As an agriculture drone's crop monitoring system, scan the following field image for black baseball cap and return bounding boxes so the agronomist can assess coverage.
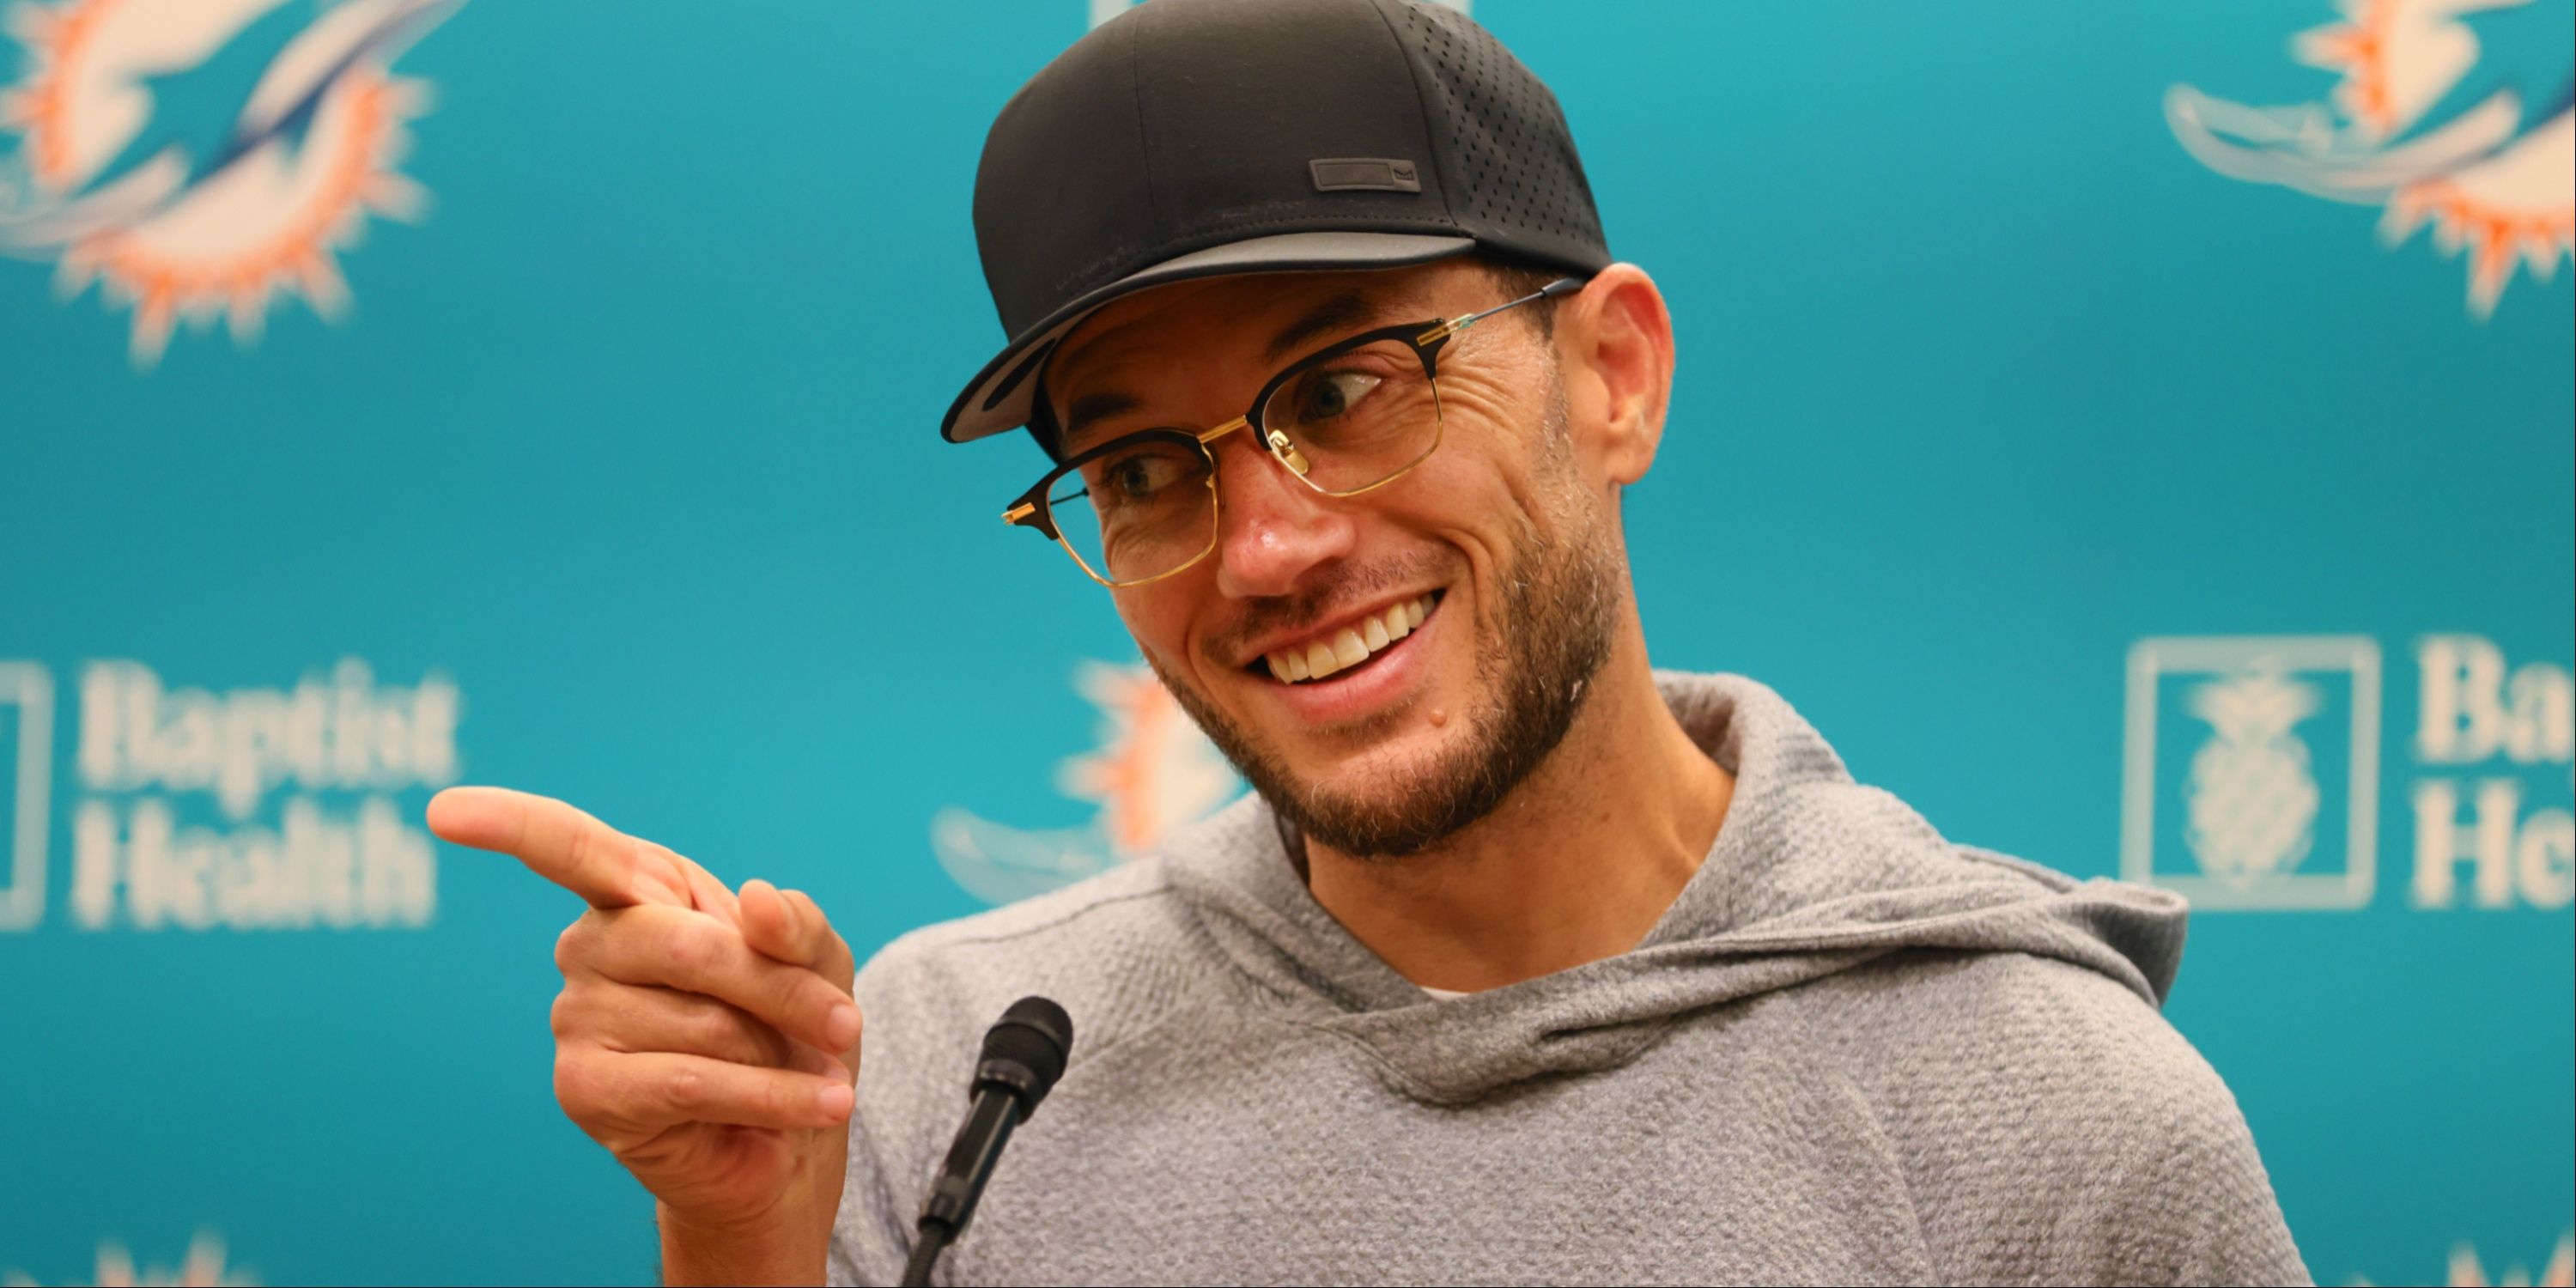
[941,0,1612,445]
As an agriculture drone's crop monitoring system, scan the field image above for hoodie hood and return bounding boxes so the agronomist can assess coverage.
[1163,671,2188,1104]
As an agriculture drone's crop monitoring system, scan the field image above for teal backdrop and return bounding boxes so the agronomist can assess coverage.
[3,1,2570,1284]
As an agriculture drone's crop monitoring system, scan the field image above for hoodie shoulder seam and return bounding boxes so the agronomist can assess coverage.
[923,882,1179,950]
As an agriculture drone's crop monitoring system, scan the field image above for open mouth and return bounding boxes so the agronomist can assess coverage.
[1249,591,1443,685]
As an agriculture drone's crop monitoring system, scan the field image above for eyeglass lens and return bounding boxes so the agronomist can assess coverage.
[1048,340,1443,586]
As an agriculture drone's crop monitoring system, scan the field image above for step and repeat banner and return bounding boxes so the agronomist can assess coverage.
[2,1,2568,1283]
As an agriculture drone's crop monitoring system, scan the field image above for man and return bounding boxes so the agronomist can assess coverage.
[428,1,2311,1283]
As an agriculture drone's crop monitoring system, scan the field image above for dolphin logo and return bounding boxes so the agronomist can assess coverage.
[2168,0,2573,318]
[0,0,459,362]
[931,662,1240,907]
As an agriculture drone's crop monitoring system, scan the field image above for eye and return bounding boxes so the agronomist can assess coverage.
[1290,368,1382,423]
[1084,440,1203,506]
[1109,455,1166,499]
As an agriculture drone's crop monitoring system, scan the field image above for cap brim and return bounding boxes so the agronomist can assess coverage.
[940,230,1477,445]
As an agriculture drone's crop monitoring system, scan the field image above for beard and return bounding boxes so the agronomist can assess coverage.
[1146,389,1624,860]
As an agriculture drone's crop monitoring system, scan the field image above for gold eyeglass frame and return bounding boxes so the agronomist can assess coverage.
[999,276,1586,589]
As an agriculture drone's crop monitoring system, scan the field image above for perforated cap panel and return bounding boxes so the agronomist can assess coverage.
[945,0,1611,443]
[1383,0,1608,275]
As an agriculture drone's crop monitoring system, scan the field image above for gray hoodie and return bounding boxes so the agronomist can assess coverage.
[829,673,2309,1285]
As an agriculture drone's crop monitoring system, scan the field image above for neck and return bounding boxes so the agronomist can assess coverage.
[1302,626,1735,993]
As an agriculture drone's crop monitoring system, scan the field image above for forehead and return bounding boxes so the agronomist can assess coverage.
[1041,263,1458,437]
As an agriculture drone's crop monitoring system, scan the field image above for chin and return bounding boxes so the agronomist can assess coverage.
[1266,713,1518,860]
[1297,720,1464,802]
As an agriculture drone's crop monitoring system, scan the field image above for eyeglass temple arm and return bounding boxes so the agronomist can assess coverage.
[1415,276,1588,346]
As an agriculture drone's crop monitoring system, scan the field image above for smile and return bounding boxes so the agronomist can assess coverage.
[1256,592,1442,684]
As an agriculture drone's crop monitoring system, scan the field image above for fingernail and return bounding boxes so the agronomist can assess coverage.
[825,1003,862,1050]
[817,1082,854,1121]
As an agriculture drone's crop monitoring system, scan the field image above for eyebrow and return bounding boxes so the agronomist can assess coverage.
[1060,390,1142,447]
[1261,292,1387,364]
[1055,290,1400,448]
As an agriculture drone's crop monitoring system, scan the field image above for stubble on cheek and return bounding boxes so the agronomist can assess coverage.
[1139,365,1619,860]
[1142,506,1619,861]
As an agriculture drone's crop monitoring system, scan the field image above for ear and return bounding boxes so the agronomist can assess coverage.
[1556,263,1674,491]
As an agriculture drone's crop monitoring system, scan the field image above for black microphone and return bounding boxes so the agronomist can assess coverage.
[899,996,1073,1288]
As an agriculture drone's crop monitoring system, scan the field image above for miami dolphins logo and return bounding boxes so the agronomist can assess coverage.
[932,662,1240,906]
[2168,0,2573,318]
[2353,1230,2574,1286]
[0,0,457,364]
[3,1230,257,1285]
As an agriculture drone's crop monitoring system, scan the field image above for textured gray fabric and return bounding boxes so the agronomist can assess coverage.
[829,673,2309,1285]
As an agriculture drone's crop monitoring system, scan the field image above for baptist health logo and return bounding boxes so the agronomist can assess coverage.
[0,657,460,933]
[0,0,458,364]
[933,661,1238,906]
[2124,635,2573,910]
[2167,0,2573,319]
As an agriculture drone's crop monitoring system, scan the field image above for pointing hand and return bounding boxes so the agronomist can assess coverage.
[428,787,857,1279]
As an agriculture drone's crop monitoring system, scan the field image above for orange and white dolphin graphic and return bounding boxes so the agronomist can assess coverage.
[2169,0,2573,318]
[0,0,457,363]
[933,662,1239,907]
[3,1230,256,1286]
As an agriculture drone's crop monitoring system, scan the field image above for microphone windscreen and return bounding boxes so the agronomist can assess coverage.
[981,996,1074,1102]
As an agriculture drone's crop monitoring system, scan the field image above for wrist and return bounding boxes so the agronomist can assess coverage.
[658,1200,827,1287]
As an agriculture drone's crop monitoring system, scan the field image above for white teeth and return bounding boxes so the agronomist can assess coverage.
[1304,640,1340,679]
[1262,593,1439,683]
[1330,629,1368,667]
[1383,605,1412,641]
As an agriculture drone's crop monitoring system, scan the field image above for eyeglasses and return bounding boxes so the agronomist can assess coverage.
[1000,276,1585,588]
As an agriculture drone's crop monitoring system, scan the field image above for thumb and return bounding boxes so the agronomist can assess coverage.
[741,879,857,993]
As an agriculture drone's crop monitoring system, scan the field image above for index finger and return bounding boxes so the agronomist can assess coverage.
[427,787,690,909]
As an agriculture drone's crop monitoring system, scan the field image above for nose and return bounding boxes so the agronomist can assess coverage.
[1207,428,1356,599]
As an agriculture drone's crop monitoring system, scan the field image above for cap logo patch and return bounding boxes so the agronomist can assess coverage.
[1309,158,1421,193]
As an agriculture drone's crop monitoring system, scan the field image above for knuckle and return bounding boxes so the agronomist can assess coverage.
[659,913,715,975]
[658,929,696,975]
[552,919,588,976]
[664,1065,708,1114]
[692,1001,750,1056]
[548,989,577,1041]
[552,1049,598,1112]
